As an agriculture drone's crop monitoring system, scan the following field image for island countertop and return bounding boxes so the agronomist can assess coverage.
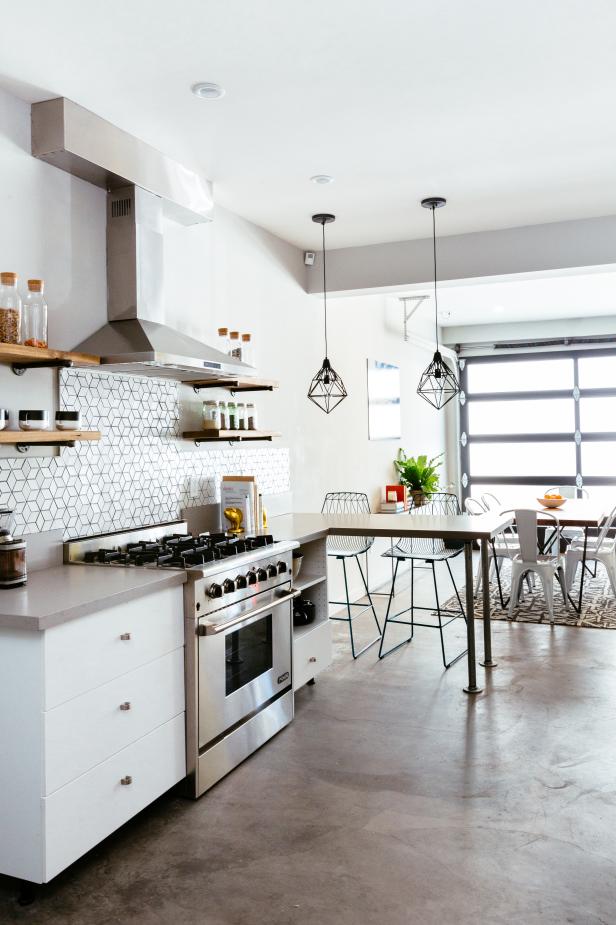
[0,564,186,632]
[270,511,512,544]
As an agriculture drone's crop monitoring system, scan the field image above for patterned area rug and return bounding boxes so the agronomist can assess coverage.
[443,561,616,629]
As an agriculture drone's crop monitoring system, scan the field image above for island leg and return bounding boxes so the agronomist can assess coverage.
[479,538,497,668]
[463,541,483,693]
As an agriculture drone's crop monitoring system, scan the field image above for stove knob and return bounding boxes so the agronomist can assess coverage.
[235,574,247,590]
[256,567,268,582]
[277,561,288,574]
[207,583,223,599]
[267,564,278,579]
[246,570,258,586]
[222,578,235,594]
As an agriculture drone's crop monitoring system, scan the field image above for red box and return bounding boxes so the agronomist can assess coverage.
[385,484,407,505]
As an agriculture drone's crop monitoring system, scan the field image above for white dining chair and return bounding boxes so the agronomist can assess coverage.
[501,509,568,623]
[466,495,527,600]
[565,502,616,597]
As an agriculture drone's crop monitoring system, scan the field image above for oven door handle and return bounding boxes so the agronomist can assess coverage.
[199,588,301,636]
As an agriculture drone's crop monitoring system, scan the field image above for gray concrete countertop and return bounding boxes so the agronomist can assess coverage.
[271,511,512,543]
[0,565,186,632]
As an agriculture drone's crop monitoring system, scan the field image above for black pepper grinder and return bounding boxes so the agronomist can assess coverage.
[0,509,27,588]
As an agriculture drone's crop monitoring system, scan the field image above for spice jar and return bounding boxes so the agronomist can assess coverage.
[227,400,238,430]
[246,402,257,430]
[218,400,228,430]
[236,401,246,430]
[0,272,21,344]
[241,333,253,365]
[217,327,229,354]
[22,279,48,348]
[229,331,242,360]
[202,400,220,430]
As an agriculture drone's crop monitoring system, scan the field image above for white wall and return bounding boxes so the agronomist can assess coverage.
[0,83,449,595]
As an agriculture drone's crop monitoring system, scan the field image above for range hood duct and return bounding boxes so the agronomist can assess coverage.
[31,97,253,381]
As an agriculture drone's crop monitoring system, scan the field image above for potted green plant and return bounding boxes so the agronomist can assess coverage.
[394,450,443,507]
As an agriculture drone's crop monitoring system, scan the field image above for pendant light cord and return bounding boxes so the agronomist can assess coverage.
[431,205,439,352]
[322,219,328,358]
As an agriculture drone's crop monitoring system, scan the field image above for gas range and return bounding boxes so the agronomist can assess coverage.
[65,520,299,798]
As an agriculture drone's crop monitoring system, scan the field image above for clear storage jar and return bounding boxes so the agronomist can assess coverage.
[202,400,220,430]
[236,402,246,430]
[0,272,21,344]
[227,400,238,430]
[22,279,48,348]
[246,402,257,430]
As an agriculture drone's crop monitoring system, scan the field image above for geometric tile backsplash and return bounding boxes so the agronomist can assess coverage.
[0,368,290,538]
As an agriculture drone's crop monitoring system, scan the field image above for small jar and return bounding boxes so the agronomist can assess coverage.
[217,327,229,354]
[0,272,21,344]
[55,410,81,431]
[229,331,242,360]
[19,410,49,431]
[22,279,48,348]
[218,400,228,430]
[0,410,8,431]
[227,400,238,430]
[246,402,257,430]
[202,399,220,430]
[236,402,246,430]
[241,333,253,365]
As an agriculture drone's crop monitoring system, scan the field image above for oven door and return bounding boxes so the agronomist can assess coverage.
[198,587,295,749]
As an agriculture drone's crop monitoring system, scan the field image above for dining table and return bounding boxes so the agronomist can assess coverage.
[491,497,613,615]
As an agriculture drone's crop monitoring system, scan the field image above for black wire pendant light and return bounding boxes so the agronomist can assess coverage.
[307,213,348,414]
[416,197,461,410]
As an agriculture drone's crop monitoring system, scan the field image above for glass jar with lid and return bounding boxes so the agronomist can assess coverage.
[236,401,246,430]
[0,272,21,345]
[227,400,238,430]
[217,327,229,354]
[229,331,242,359]
[202,400,220,430]
[246,402,258,430]
[218,400,228,430]
[22,279,48,348]
[241,333,253,365]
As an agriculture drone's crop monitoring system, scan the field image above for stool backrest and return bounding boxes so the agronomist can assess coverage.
[398,492,462,556]
[321,491,374,554]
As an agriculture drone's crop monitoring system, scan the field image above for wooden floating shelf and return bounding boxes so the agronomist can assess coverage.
[184,429,281,444]
[0,343,100,374]
[189,377,279,393]
[0,430,101,446]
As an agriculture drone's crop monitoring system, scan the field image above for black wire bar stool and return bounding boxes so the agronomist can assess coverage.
[378,492,467,667]
[322,492,382,658]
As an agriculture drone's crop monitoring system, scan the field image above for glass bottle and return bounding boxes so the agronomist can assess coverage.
[218,400,228,430]
[229,331,242,360]
[227,400,237,430]
[202,400,219,430]
[246,402,257,430]
[0,272,21,345]
[241,333,253,365]
[236,401,246,430]
[217,327,229,354]
[22,279,48,348]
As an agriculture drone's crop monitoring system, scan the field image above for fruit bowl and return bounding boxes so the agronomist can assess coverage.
[537,496,566,509]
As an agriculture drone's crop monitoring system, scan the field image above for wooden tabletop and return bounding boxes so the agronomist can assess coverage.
[270,512,513,543]
[512,498,612,527]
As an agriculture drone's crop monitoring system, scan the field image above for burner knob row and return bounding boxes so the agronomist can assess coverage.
[207,561,289,600]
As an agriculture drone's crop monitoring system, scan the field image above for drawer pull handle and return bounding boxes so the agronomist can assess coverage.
[120,632,131,641]
[120,775,133,786]
[309,656,317,663]
[119,701,131,711]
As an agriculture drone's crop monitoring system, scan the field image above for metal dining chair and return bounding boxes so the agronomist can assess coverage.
[565,502,616,597]
[322,491,382,658]
[465,496,527,601]
[500,509,568,622]
[378,492,466,668]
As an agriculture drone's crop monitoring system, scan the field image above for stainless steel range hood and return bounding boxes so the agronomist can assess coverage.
[31,97,253,381]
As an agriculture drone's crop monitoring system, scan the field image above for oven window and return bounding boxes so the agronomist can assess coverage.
[225,614,273,696]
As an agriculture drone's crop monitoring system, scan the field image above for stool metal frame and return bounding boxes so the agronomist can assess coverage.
[322,491,382,658]
[378,492,467,667]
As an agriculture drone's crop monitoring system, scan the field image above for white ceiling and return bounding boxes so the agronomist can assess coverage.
[3,0,616,250]
[403,270,616,328]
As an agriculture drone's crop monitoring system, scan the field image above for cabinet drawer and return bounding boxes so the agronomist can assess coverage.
[44,647,185,794]
[44,713,186,882]
[44,586,184,708]
[293,620,332,690]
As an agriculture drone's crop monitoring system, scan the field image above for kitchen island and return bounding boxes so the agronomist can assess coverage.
[272,510,512,693]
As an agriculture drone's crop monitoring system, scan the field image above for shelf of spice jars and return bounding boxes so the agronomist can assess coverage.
[0,343,100,374]
[183,429,281,444]
[187,376,279,393]
[0,430,101,447]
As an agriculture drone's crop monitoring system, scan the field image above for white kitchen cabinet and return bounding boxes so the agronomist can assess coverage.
[293,619,332,691]
[0,585,186,884]
[291,536,333,689]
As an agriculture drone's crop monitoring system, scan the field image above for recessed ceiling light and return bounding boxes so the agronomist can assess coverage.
[311,175,334,185]
[191,82,225,100]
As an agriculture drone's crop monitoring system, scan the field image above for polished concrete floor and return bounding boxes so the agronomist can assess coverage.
[2,559,616,924]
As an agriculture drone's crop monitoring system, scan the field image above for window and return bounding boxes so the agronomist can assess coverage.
[459,349,616,506]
